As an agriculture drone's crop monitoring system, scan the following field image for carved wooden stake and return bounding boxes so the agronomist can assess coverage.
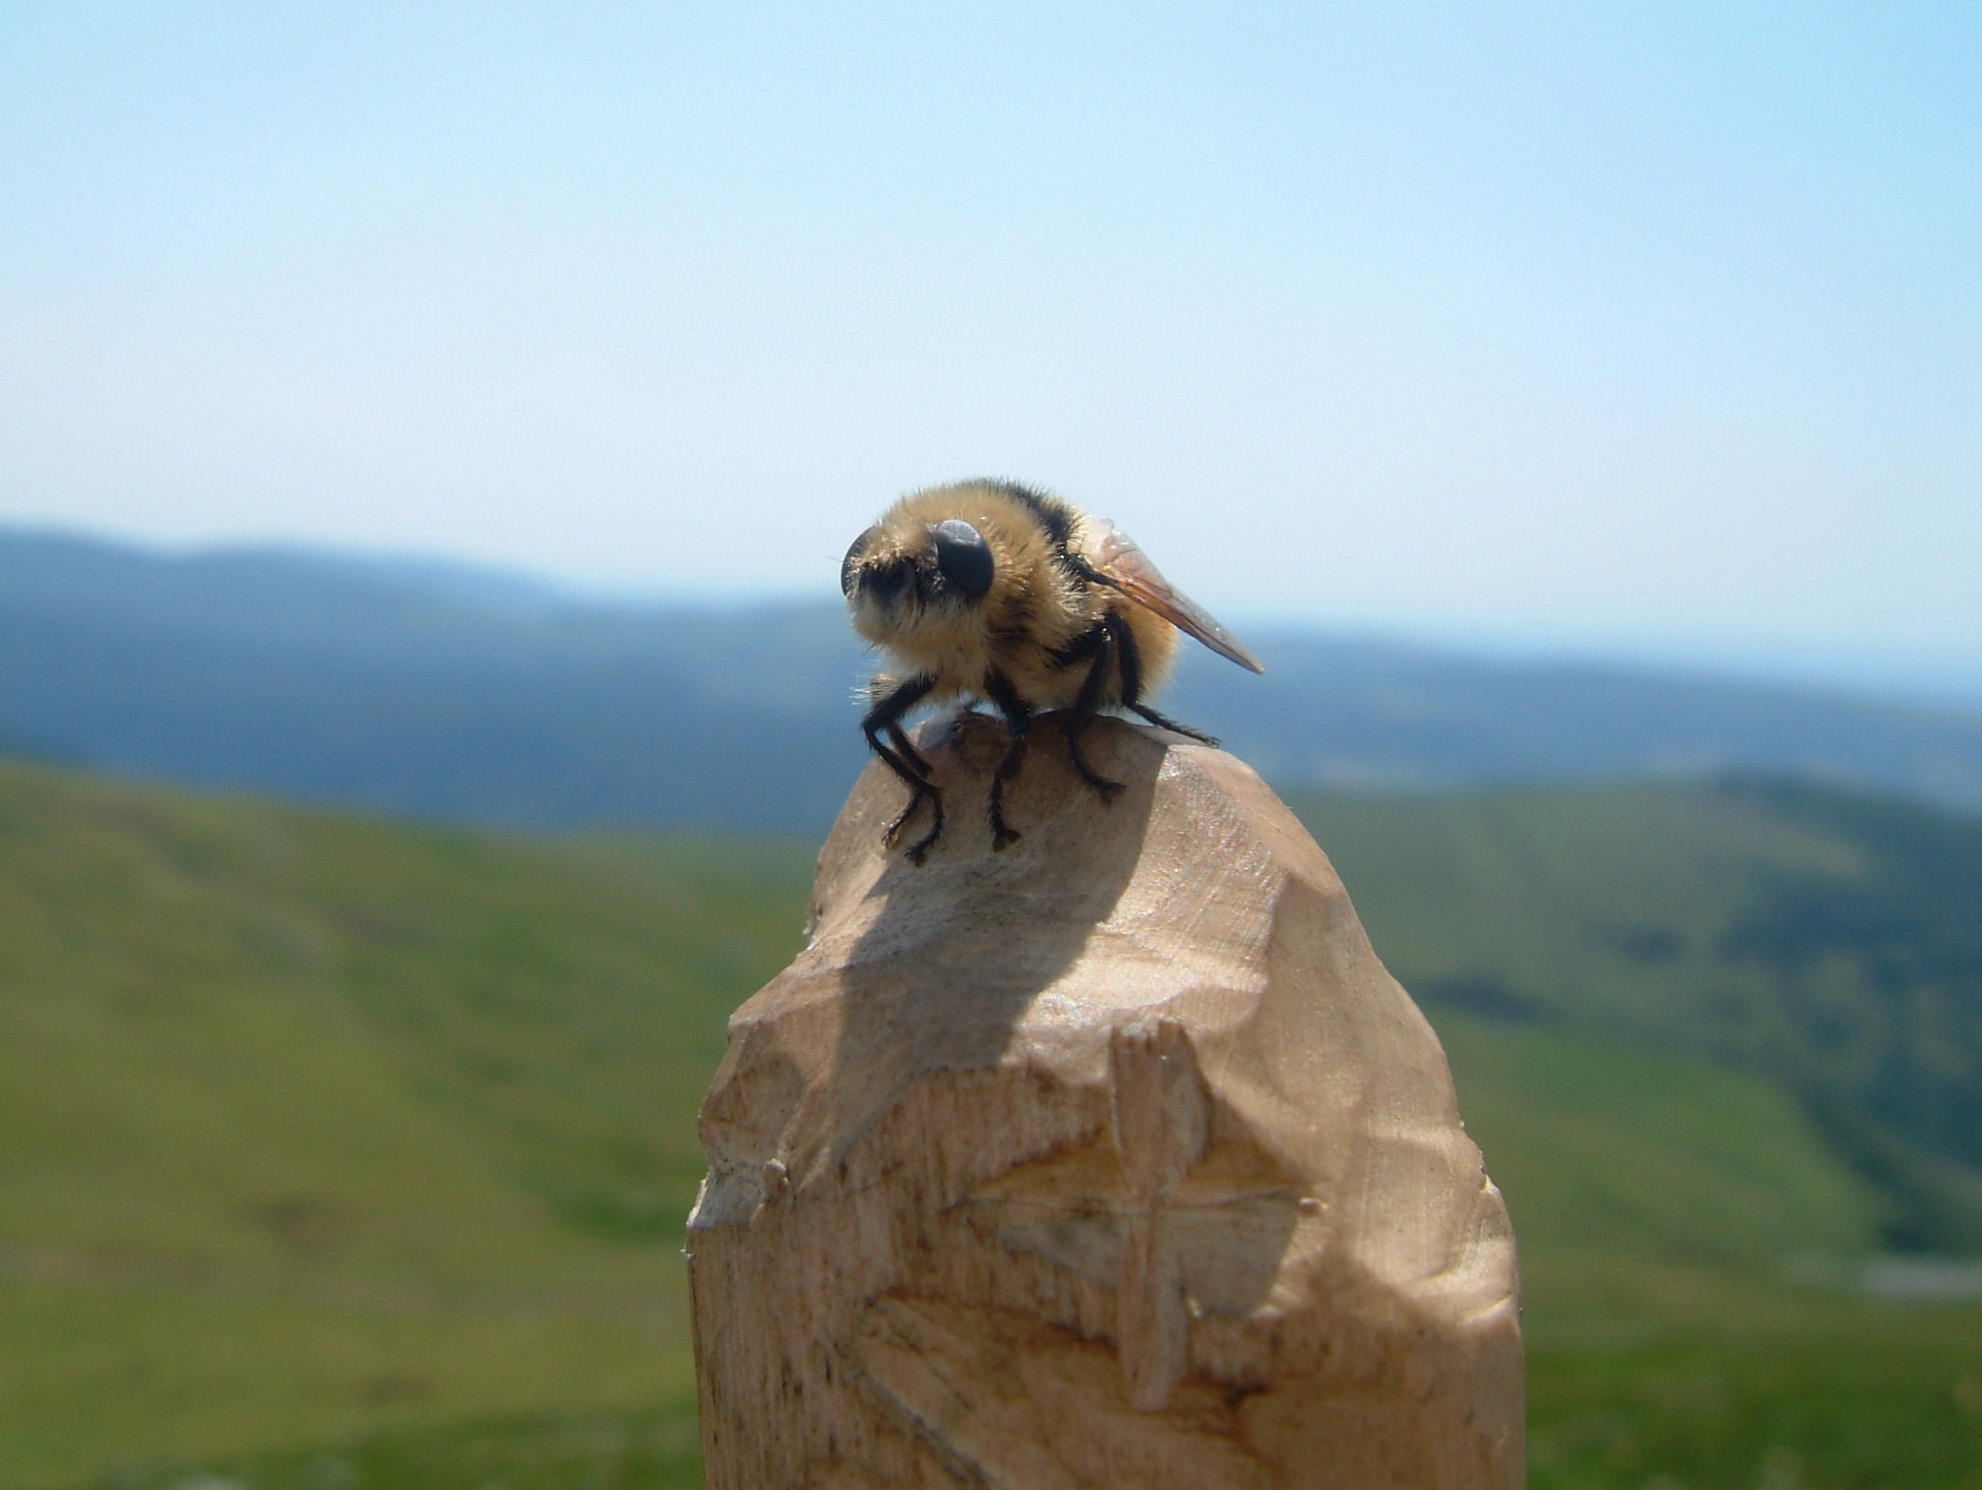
[687,715,1523,1489]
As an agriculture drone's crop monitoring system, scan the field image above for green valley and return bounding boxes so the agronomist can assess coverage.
[0,757,1976,1488]
[1294,778,1982,1252]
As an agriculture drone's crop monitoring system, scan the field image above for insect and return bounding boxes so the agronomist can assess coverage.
[842,479,1264,863]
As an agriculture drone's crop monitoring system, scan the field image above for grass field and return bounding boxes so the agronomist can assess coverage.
[0,757,1977,1487]
[1294,778,1982,1252]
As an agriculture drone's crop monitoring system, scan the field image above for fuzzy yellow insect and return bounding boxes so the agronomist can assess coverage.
[843,479,1263,862]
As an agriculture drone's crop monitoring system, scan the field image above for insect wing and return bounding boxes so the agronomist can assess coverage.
[1087,519,1265,673]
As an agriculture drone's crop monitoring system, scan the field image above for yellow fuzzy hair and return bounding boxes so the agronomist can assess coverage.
[847,480,1178,713]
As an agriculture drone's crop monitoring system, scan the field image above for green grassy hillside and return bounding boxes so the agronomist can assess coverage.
[0,758,810,1487]
[0,758,1976,1488]
[1292,778,1982,1252]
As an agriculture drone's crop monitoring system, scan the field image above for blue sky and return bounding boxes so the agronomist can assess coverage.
[1,4,1976,670]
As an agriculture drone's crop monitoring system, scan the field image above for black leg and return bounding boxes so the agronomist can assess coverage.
[1063,622,1124,802]
[861,675,945,861]
[1106,610,1219,746]
[884,720,946,859]
[1105,608,1143,706]
[887,721,931,781]
[1128,703,1218,745]
[982,669,1033,850]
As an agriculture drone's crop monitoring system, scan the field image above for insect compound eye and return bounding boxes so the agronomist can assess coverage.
[841,525,880,597]
[931,519,994,601]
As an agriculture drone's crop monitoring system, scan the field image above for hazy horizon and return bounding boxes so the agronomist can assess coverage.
[7,512,1980,715]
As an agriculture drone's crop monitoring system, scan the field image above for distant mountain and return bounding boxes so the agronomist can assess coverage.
[2,525,1979,831]
[0,529,869,833]
[1176,631,1982,807]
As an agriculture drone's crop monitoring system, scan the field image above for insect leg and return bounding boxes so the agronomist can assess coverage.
[982,668,1033,851]
[861,675,945,859]
[884,720,946,859]
[1127,704,1218,745]
[1105,610,1220,746]
[1062,621,1124,802]
[887,721,933,782]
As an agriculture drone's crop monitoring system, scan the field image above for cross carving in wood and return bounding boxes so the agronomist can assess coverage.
[963,1018,1308,1411]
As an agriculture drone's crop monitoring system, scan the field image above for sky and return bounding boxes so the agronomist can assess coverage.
[1,3,1977,675]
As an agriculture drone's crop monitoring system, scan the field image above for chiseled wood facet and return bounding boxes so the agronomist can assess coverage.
[686,715,1523,1489]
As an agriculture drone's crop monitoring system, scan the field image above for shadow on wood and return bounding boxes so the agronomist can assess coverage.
[688,715,1523,1489]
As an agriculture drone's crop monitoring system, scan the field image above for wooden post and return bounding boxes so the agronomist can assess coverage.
[686,715,1523,1489]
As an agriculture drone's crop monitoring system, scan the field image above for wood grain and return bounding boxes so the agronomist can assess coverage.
[687,714,1523,1488]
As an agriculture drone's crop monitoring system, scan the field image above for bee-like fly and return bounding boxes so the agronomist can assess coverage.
[843,479,1263,862]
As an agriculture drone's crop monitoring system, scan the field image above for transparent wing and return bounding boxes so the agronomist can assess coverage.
[1086,518,1265,674]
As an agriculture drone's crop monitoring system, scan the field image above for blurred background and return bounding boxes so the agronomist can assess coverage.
[2,4,1978,1487]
